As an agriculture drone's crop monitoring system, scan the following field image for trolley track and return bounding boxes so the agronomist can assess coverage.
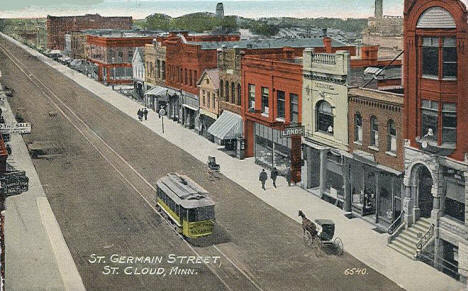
[0,41,263,291]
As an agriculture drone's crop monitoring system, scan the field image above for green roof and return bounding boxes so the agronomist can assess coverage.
[187,37,348,50]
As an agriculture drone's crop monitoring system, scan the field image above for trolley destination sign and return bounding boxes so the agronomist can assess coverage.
[281,125,305,137]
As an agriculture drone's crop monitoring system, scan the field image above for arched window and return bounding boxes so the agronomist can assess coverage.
[316,101,333,134]
[354,113,362,143]
[370,116,379,147]
[387,119,397,153]
[220,80,224,98]
[231,82,235,104]
[237,83,241,106]
[225,82,229,102]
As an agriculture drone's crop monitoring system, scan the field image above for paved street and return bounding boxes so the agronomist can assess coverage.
[0,36,405,290]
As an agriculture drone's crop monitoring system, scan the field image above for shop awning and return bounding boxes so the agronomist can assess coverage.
[208,111,242,140]
[144,86,179,101]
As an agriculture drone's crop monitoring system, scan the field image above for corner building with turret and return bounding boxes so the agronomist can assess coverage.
[399,0,468,282]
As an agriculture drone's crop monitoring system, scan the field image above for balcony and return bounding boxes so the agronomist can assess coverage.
[415,136,456,156]
[312,53,336,65]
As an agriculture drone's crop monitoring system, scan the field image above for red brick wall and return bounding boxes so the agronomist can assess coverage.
[404,0,468,161]
[241,52,303,180]
[47,14,132,50]
[162,35,234,95]
[348,94,404,172]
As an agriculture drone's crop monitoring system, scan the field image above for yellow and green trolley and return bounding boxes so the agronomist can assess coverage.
[156,173,215,238]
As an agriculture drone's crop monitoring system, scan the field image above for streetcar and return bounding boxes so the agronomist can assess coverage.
[156,173,215,238]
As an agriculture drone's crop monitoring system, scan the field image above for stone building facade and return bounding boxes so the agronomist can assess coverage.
[301,49,351,204]
[197,69,220,139]
[402,0,468,282]
[144,41,166,88]
[347,88,404,227]
[46,14,132,50]
[70,31,87,59]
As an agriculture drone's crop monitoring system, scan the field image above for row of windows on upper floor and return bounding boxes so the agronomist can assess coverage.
[421,37,457,80]
[167,66,198,88]
[247,84,299,124]
[353,113,398,154]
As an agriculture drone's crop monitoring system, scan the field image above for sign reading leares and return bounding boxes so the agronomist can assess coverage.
[0,171,29,196]
[281,126,305,137]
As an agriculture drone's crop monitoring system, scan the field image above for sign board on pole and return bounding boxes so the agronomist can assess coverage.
[280,126,304,138]
[0,122,31,134]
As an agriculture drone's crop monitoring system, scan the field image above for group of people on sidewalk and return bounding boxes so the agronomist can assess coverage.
[137,107,149,121]
[259,167,293,190]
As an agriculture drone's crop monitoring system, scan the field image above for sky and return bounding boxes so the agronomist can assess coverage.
[0,0,404,19]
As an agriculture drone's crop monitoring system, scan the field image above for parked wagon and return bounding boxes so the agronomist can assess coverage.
[299,210,344,256]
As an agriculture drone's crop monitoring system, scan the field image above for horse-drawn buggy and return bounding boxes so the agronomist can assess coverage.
[299,210,344,256]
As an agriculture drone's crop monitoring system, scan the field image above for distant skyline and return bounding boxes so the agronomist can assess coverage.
[0,0,404,19]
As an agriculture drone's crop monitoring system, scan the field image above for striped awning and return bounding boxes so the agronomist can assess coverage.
[208,111,242,140]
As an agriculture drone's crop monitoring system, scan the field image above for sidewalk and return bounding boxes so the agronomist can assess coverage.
[0,89,85,289]
[3,33,466,291]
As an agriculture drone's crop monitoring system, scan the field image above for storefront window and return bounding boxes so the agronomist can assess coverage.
[254,123,291,172]
[277,91,285,119]
[445,177,465,223]
[379,174,393,222]
[316,101,334,134]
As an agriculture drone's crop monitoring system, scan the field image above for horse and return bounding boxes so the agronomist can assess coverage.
[298,210,317,237]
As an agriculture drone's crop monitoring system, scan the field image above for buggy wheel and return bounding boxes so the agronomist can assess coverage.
[303,231,313,247]
[333,237,344,256]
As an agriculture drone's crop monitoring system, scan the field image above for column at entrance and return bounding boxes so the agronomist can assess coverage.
[343,158,351,213]
[319,149,327,198]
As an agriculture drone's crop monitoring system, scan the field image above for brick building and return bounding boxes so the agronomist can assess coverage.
[155,32,240,123]
[242,49,304,181]
[85,30,159,85]
[216,38,356,116]
[46,14,132,50]
[399,0,468,282]
[70,31,87,59]
[347,88,404,227]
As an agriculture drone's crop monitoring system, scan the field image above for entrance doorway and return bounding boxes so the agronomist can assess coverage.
[418,166,433,218]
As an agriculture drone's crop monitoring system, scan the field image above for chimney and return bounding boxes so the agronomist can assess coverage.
[282,47,295,59]
[361,46,379,65]
[322,28,328,37]
[375,0,383,19]
[323,37,332,53]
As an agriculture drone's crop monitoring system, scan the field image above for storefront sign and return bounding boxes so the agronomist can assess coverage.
[281,126,304,137]
[0,171,29,196]
[0,122,31,134]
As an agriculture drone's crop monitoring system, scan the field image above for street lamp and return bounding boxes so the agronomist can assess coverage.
[111,57,115,90]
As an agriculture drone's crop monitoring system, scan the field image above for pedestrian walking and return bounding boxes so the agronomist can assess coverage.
[271,167,279,188]
[286,168,292,187]
[137,109,143,121]
[143,107,148,120]
[259,169,268,191]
